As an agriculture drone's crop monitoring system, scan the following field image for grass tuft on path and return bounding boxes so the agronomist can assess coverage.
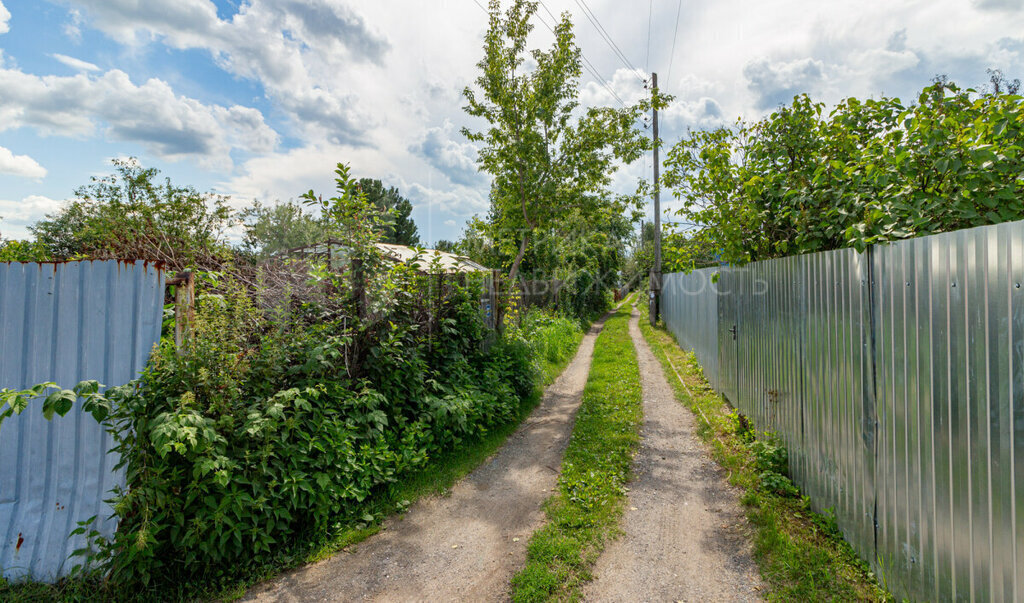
[637,305,892,602]
[510,303,642,602]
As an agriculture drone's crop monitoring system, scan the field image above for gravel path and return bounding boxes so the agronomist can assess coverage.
[244,315,609,602]
[582,307,763,602]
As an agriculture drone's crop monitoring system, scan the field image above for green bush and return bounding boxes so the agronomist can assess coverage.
[87,267,543,592]
[508,308,584,384]
[664,80,1024,266]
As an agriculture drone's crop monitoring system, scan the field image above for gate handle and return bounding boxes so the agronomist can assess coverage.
[729,325,737,340]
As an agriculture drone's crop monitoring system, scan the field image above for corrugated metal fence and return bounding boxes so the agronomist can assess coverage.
[662,268,719,391]
[0,261,164,582]
[661,219,1024,602]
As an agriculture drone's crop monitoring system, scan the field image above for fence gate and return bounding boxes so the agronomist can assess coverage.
[717,268,740,403]
[0,261,164,582]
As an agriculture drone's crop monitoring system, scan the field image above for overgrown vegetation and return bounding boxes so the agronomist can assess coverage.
[0,165,584,602]
[663,78,1024,267]
[510,301,642,602]
[0,158,424,268]
[637,309,891,601]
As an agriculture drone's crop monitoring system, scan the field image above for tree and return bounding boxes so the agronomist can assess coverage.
[662,79,1024,266]
[30,158,234,270]
[357,178,420,246]
[239,200,326,258]
[987,68,1021,95]
[462,0,657,282]
[302,164,389,266]
[434,239,457,252]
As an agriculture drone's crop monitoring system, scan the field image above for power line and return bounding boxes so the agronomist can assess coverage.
[470,0,626,107]
[667,0,682,87]
[534,7,627,106]
[572,0,647,84]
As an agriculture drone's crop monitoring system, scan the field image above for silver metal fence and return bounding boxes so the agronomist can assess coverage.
[661,268,719,390]
[0,260,164,582]
[661,219,1024,602]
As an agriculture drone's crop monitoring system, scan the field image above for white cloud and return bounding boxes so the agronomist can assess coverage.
[405,182,487,215]
[0,1,10,35]
[409,120,482,187]
[973,0,1023,11]
[0,146,47,179]
[743,57,826,109]
[51,53,100,72]
[0,195,64,239]
[63,8,83,41]
[4,0,1018,247]
[66,0,390,144]
[0,66,278,168]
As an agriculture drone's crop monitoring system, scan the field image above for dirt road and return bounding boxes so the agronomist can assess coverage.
[245,316,608,602]
[582,307,763,602]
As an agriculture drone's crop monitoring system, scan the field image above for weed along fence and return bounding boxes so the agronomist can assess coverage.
[661,219,1024,602]
[0,261,164,582]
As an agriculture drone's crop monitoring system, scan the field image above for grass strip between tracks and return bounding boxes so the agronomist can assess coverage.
[510,303,642,602]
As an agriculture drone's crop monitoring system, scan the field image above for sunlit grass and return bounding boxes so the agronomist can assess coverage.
[510,303,642,602]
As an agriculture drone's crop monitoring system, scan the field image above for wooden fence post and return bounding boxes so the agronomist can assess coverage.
[492,269,503,333]
[167,271,195,355]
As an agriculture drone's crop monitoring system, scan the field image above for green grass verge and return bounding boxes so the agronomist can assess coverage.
[510,303,642,602]
[0,319,585,603]
[637,305,892,602]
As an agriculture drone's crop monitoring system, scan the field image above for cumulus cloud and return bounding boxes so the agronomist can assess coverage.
[0,146,46,179]
[0,1,9,35]
[65,0,389,144]
[409,120,482,187]
[405,182,488,215]
[51,53,100,72]
[973,0,1023,11]
[0,195,64,239]
[743,57,826,109]
[0,66,278,168]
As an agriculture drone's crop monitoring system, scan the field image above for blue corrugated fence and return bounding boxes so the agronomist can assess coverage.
[0,261,164,582]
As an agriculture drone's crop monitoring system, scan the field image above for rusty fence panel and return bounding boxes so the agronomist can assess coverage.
[661,218,1024,602]
[0,261,164,582]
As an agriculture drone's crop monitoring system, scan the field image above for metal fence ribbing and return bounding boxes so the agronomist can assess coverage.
[0,261,164,582]
[661,268,719,391]
[660,219,1024,603]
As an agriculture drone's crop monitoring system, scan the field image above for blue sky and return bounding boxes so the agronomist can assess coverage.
[0,0,1022,244]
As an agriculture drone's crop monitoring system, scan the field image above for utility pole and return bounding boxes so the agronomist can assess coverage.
[649,72,662,326]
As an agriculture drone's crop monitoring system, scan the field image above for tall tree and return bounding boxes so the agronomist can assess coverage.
[462,0,658,282]
[238,200,326,258]
[357,178,420,246]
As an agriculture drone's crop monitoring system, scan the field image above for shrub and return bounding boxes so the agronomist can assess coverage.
[87,264,544,591]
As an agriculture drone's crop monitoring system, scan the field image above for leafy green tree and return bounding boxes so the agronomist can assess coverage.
[0,238,50,262]
[434,239,457,252]
[357,178,420,246]
[302,164,389,266]
[29,158,233,270]
[239,200,326,258]
[462,0,657,282]
[663,80,1024,266]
